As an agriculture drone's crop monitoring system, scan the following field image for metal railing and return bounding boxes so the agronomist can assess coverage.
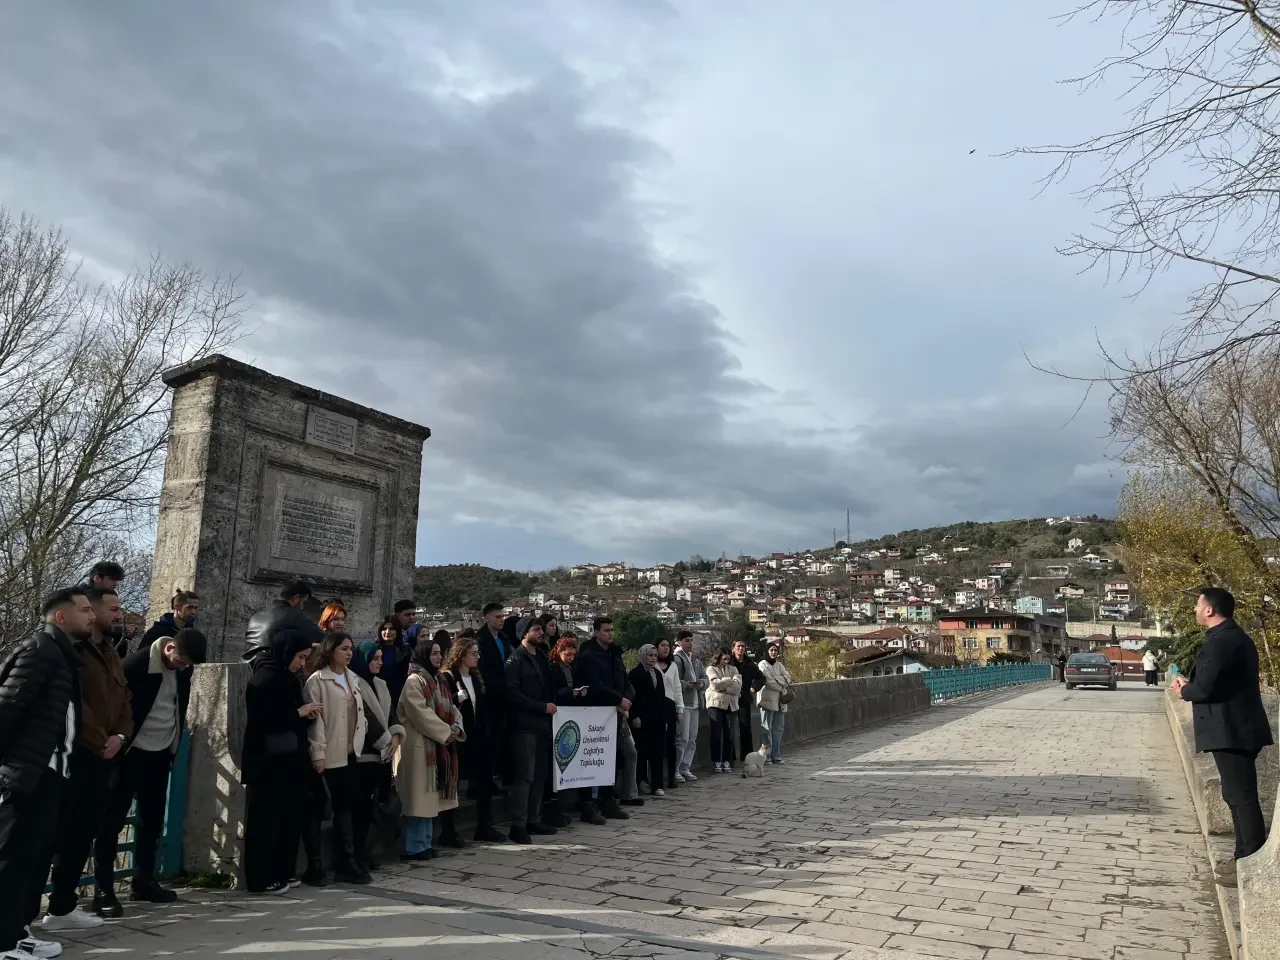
[923,663,1052,702]
[47,731,190,892]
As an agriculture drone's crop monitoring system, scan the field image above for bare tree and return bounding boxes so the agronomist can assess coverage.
[1026,1,1280,385]
[0,208,242,650]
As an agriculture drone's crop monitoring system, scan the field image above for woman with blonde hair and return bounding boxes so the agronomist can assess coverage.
[395,634,464,860]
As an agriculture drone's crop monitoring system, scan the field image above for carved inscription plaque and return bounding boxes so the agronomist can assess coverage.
[270,482,363,570]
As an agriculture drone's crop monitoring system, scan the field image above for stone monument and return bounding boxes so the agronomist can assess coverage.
[148,354,429,880]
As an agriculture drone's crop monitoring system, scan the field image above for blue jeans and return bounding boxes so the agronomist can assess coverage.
[403,816,434,854]
[760,708,786,761]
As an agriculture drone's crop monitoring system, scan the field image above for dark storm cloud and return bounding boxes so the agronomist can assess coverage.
[0,0,1123,564]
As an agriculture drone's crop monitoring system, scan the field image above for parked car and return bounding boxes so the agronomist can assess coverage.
[1065,652,1116,691]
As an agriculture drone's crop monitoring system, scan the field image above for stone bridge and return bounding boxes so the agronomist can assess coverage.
[55,682,1225,960]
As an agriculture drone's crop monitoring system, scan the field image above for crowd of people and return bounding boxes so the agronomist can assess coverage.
[0,573,795,959]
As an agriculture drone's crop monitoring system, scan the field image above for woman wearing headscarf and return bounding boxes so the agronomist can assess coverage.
[395,633,464,860]
[241,628,320,893]
[377,617,413,708]
[438,633,503,845]
[654,638,683,790]
[757,641,792,764]
[627,644,669,796]
[349,641,405,872]
[704,647,743,772]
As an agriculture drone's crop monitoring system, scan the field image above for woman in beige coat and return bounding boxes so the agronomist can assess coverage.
[704,648,742,772]
[395,634,464,860]
[303,632,370,883]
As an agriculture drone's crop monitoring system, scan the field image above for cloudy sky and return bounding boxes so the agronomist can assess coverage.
[0,1,1183,569]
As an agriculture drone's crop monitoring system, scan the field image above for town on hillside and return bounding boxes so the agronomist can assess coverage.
[414,515,1165,676]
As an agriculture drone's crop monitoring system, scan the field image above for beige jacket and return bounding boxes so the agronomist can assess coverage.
[304,667,367,768]
[704,664,742,712]
[394,672,461,819]
[756,659,792,713]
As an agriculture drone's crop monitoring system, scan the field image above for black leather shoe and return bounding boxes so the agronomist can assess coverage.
[527,822,558,836]
[509,827,532,845]
[301,864,329,887]
[93,889,124,918]
[333,865,373,884]
[580,804,607,825]
[130,879,178,904]
[602,802,633,819]
[474,827,507,843]
[437,833,468,849]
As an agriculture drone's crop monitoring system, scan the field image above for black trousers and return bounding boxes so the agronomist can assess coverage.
[1144,670,1158,685]
[738,706,754,760]
[49,747,112,914]
[0,769,63,951]
[243,772,307,892]
[707,708,734,765]
[96,747,173,889]
[509,730,549,829]
[1213,748,1268,860]
[322,763,360,869]
[301,769,327,866]
[634,715,665,790]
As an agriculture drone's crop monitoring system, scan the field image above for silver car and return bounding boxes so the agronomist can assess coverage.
[1065,652,1117,691]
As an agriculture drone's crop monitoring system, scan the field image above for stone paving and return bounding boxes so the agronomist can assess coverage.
[51,682,1226,960]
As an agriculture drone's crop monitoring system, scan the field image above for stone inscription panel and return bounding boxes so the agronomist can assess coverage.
[305,406,358,455]
[271,481,363,569]
[253,464,377,588]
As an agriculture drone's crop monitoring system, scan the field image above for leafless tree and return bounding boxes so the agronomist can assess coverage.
[0,208,243,651]
[1025,1,1280,387]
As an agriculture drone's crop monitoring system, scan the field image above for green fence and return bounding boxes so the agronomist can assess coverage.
[923,663,1051,702]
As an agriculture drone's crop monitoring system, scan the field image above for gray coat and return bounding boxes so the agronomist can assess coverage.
[674,649,705,709]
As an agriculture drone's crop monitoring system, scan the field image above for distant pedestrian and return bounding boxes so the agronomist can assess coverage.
[0,588,90,960]
[1057,652,1067,683]
[1143,649,1159,686]
[1171,588,1274,886]
[731,640,762,762]
[704,648,742,773]
[629,644,669,796]
[757,642,792,764]
[672,631,705,782]
[396,634,462,860]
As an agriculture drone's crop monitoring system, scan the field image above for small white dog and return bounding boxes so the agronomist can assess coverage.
[742,744,769,778]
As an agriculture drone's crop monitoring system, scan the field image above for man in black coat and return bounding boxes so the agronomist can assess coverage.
[0,587,90,959]
[242,581,323,666]
[476,603,513,786]
[1172,587,1275,885]
[95,628,207,905]
[731,640,763,761]
[504,620,559,844]
[575,616,637,818]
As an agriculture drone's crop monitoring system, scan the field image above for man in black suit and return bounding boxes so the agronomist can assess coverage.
[476,603,512,789]
[1172,587,1274,885]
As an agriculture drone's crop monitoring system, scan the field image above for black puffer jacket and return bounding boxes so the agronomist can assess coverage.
[575,638,634,708]
[242,601,324,667]
[0,624,81,796]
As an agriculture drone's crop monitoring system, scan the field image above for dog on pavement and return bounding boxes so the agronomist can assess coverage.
[742,744,769,778]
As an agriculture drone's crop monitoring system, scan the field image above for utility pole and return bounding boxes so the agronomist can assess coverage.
[846,508,851,546]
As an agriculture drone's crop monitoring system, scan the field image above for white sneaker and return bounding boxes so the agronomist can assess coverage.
[283,877,302,891]
[40,909,104,933]
[681,769,697,782]
[16,930,62,958]
[653,788,665,797]
[673,771,686,783]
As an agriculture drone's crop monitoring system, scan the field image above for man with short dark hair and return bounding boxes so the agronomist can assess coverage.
[476,602,511,789]
[1172,587,1274,886]
[672,631,706,780]
[505,620,560,844]
[392,600,417,633]
[243,581,322,665]
[85,562,125,593]
[575,616,638,819]
[95,629,207,905]
[43,588,134,929]
[730,640,763,762]
[0,587,90,960]
[141,591,199,651]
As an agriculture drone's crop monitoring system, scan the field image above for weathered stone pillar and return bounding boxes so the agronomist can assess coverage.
[183,662,251,882]
[1239,689,1280,959]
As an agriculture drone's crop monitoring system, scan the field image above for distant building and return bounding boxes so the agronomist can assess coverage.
[1015,596,1046,616]
[842,646,926,679]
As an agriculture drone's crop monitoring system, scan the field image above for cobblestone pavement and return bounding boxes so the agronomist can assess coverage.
[51,682,1225,960]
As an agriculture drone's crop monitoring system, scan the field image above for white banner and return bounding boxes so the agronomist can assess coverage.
[551,706,617,790]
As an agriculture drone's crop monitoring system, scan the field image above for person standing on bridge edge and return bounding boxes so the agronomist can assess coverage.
[758,642,792,764]
[95,626,207,907]
[44,587,133,929]
[0,588,89,960]
[731,640,762,762]
[1171,587,1274,887]
[1142,648,1159,686]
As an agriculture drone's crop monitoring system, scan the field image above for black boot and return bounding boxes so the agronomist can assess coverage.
[580,802,607,826]
[302,859,329,886]
[351,816,378,871]
[331,813,372,884]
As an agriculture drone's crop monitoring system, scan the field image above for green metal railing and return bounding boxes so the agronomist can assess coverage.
[47,731,190,893]
[923,663,1052,702]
